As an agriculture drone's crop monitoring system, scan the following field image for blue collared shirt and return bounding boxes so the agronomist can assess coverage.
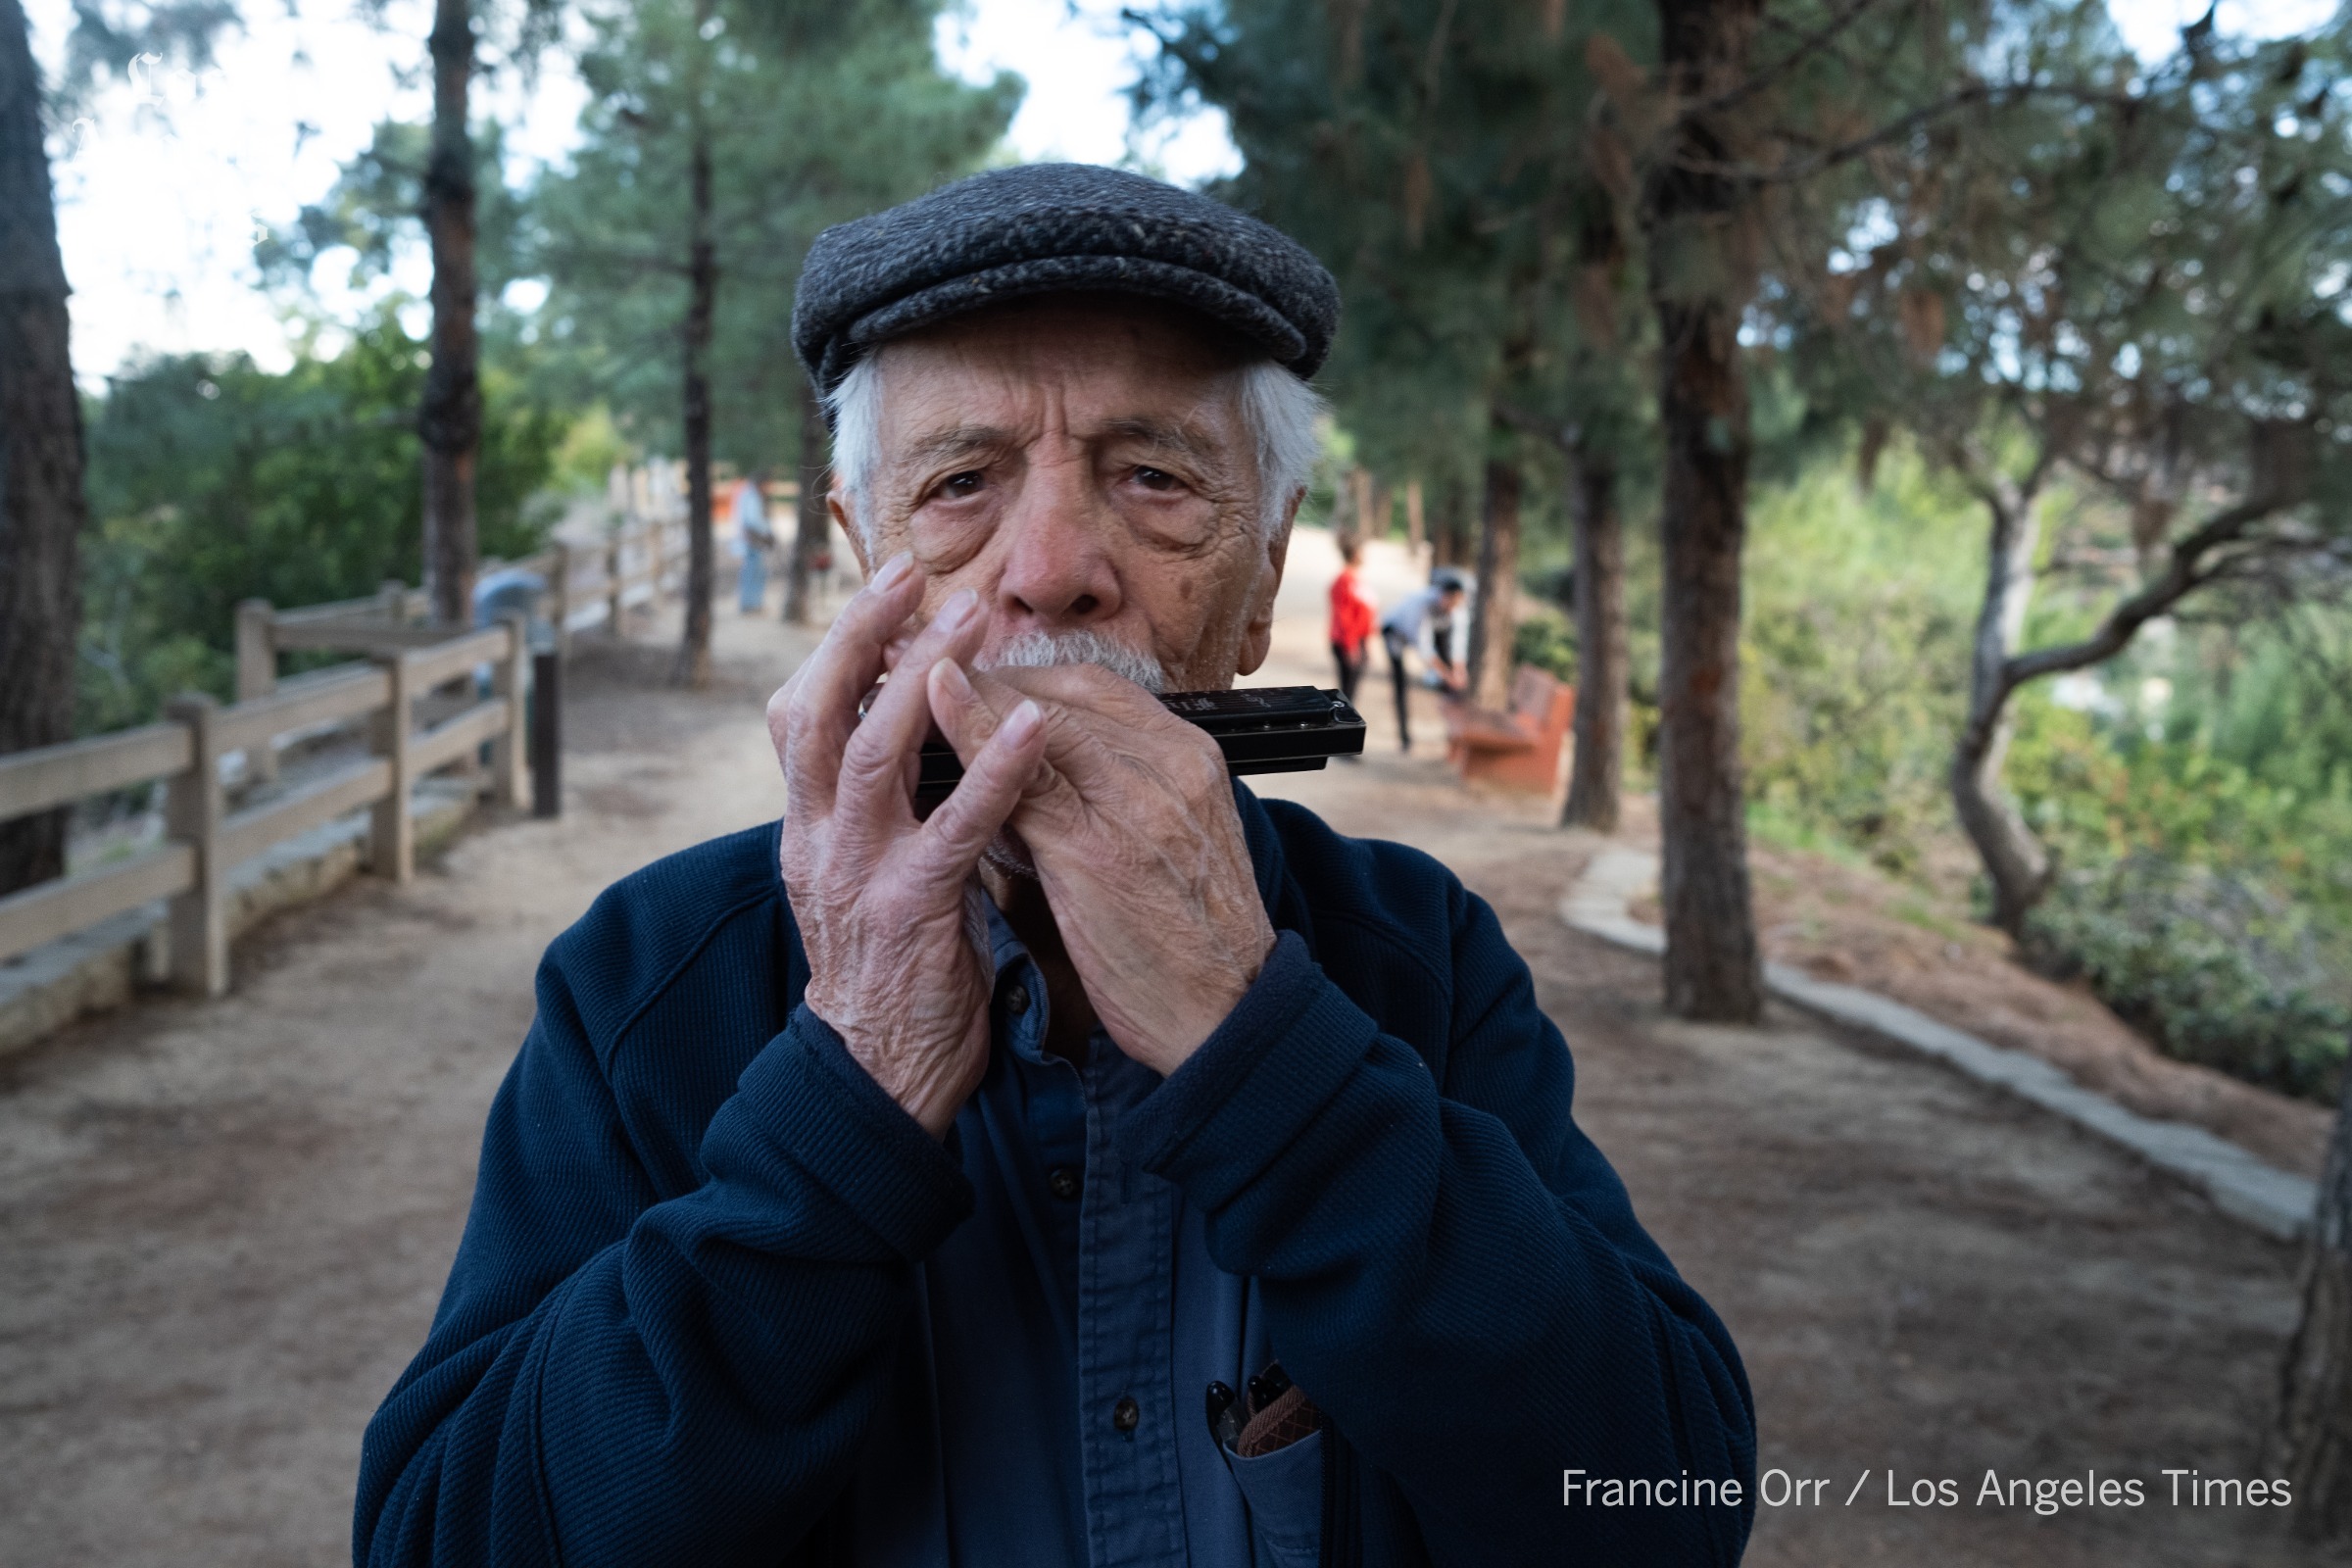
[848,903,1326,1568]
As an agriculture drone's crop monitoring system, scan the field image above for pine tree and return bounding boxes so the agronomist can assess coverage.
[521,0,1014,684]
[0,0,234,897]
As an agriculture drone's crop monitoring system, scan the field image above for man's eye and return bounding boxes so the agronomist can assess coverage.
[1133,466,1182,492]
[940,471,985,498]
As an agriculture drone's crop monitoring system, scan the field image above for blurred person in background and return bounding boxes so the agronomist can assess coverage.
[735,470,776,612]
[1380,567,1468,753]
[1327,535,1374,711]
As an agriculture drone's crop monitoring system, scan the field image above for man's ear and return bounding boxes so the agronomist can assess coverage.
[1234,492,1300,677]
[830,482,869,577]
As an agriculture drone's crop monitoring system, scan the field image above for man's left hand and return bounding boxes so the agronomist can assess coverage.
[928,662,1276,1077]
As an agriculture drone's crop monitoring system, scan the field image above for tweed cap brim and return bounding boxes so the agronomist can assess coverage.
[792,164,1339,406]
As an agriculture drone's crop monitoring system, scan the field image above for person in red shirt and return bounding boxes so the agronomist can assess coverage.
[1328,537,1376,710]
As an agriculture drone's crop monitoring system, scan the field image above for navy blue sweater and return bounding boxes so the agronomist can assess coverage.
[355,788,1755,1566]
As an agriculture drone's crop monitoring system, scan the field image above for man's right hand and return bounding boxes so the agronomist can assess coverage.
[770,554,1048,1137]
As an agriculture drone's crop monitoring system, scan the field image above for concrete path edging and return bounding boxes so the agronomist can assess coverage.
[1560,845,2318,1243]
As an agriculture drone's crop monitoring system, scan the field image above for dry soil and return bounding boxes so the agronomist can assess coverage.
[0,536,2332,1566]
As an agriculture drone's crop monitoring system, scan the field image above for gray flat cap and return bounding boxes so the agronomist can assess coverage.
[792,164,1339,401]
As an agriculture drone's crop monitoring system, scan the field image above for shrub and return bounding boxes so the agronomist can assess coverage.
[1738,438,1980,877]
[1512,611,1578,685]
[78,317,565,733]
[2025,854,2349,1103]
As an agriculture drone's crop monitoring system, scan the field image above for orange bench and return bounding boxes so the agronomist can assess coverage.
[1443,665,1575,794]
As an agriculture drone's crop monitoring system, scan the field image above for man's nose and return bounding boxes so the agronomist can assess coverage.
[991,452,1121,628]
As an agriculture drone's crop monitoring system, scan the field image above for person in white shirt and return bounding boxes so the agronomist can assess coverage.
[1379,569,1469,753]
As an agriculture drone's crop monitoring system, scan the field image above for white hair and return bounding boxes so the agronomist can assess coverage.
[977,628,1168,693]
[825,349,1322,546]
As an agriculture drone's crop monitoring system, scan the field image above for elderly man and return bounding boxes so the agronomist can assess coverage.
[355,166,1754,1568]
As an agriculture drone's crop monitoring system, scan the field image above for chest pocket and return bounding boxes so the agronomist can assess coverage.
[1224,1429,1325,1568]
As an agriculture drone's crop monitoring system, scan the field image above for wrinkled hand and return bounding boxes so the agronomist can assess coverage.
[770,556,1048,1136]
[930,662,1276,1077]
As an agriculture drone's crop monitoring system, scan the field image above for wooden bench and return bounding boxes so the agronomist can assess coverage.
[1443,665,1575,794]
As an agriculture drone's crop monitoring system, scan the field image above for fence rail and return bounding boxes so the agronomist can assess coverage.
[3,512,691,1007]
[0,620,532,997]
[237,510,683,663]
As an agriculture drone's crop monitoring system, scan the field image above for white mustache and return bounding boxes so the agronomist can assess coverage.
[976,630,1168,694]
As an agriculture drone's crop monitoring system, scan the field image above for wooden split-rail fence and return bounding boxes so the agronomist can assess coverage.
[0,514,688,1003]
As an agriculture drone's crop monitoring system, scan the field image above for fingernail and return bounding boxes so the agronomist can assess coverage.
[1004,699,1042,739]
[937,589,979,628]
[872,553,913,590]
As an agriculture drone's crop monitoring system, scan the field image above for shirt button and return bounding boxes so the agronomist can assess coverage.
[1048,1165,1080,1201]
[1004,984,1030,1016]
[1112,1396,1140,1434]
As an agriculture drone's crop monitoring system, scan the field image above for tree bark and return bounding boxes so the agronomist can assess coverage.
[1466,455,1521,709]
[1951,477,2054,935]
[1645,0,1765,1023]
[1944,445,2286,937]
[419,0,480,627]
[1562,443,1626,832]
[2278,1064,2352,1540]
[784,375,831,623]
[674,5,717,689]
[1431,478,1470,566]
[0,0,85,895]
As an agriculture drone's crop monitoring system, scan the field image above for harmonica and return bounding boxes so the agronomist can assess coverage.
[914,686,1366,805]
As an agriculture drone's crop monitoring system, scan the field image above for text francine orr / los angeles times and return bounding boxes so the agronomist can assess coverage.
[1564,1466,2299,1515]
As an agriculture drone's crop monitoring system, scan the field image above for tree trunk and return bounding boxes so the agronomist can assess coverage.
[1346,466,1373,547]
[674,11,717,689]
[1562,443,1626,832]
[2278,1066,2352,1541]
[1951,481,2054,935]
[1466,455,1521,709]
[785,375,831,623]
[1430,478,1469,567]
[1645,0,1765,1023]
[419,0,480,627]
[0,0,85,896]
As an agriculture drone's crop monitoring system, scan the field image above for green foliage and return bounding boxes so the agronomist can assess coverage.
[1137,0,1655,500]
[520,0,1017,469]
[77,316,564,733]
[1511,611,1576,686]
[1739,440,1980,875]
[258,120,536,299]
[1995,662,2352,1101]
[2025,854,2348,1103]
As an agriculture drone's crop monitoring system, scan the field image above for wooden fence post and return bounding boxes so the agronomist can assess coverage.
[368,652,416,883]
[163,693,228,997]
[233,599,279,785]
[606,535,624,632]
[492,612,530,808]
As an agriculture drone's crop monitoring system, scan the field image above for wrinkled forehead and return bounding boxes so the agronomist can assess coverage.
[868,295,1257,451]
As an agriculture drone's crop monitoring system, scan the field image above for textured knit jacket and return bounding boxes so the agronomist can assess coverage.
[353,786,1757,1567]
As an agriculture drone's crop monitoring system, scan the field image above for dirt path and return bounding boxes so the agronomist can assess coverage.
[0,540,2331,1565]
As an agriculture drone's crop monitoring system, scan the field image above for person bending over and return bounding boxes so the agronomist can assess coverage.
[354,164,1754,1568]
[1379,569,1468,754]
